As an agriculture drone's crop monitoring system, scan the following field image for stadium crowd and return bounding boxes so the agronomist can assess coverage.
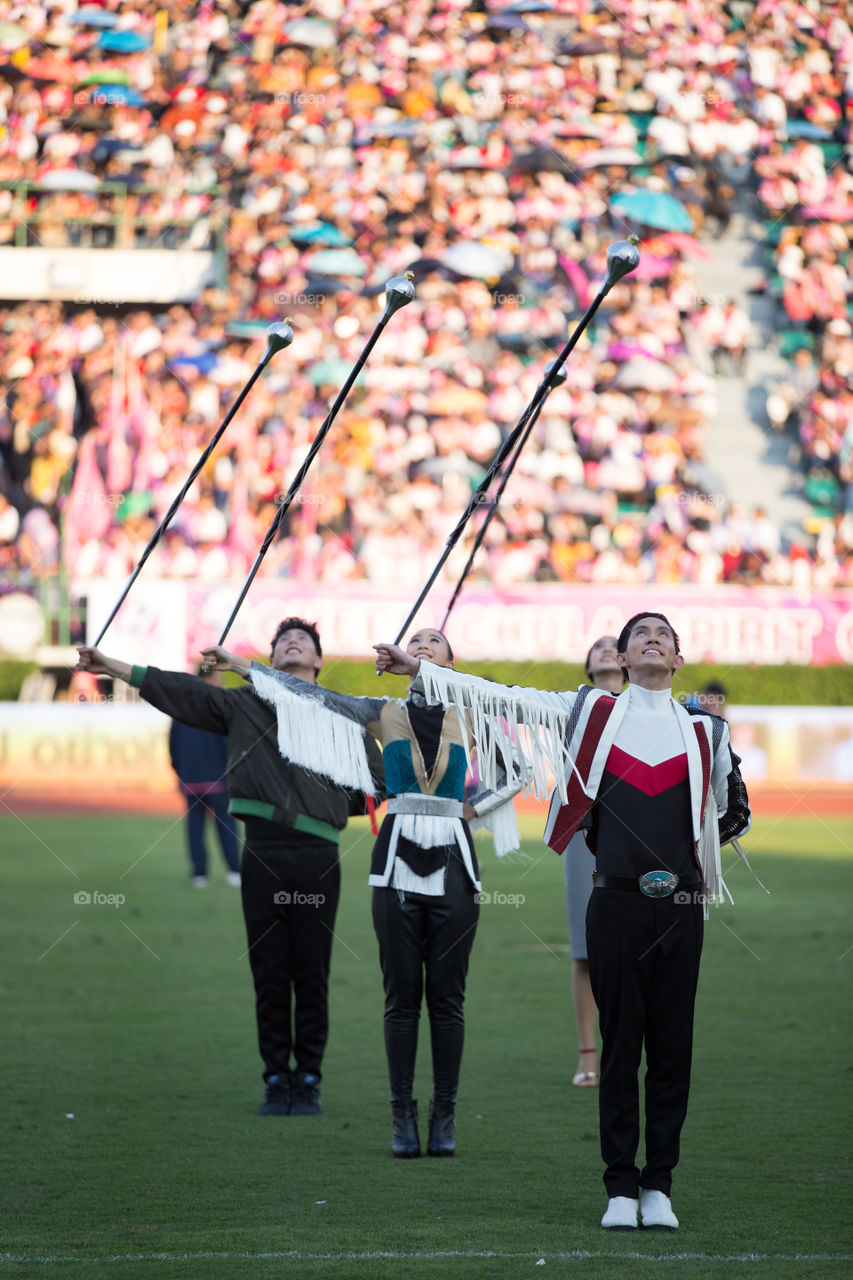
[1,0,852,596]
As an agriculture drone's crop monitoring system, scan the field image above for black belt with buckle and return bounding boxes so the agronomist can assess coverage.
[593,873,703,898]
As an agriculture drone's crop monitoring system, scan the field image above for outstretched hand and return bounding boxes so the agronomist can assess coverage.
[199,645,250,676]
[75,646,111,676]
[373,643,419,678]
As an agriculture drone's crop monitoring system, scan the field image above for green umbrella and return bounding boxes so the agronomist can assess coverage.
[117,492,153,522]
[305,248,368,277]
[77,68,131,87]
[291,221,353,247]
[306,358,361,386]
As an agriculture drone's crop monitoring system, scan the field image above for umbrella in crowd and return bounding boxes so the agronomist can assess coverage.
[647,231,712,260]
[38,168,101,190]
[284,17,336,48]
[615,358,679,391]
[20,55,78,82]
[71,6,119,26]
[484,13,531,30]
[631,253,676,281]
[441,240,514,279]
[610,189,693,233]
[305,248,367,276]
[77,68,130,86]
[88,84,147,106]
[786,120,834,139]
[307,358,358,385]
[290,222,353,247]
[97,30,151,52]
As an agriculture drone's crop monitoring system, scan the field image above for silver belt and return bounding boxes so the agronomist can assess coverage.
[387,795,464,818]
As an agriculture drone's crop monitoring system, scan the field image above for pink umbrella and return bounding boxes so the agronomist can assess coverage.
[632,253,674,281]
[801,202,853,221]
[647,231,712,260]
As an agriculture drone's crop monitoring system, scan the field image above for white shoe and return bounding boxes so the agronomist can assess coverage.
[225,872,242,887]
[601,1196,638,1230]
[640,1189,679,1230]
[192,875,210,888]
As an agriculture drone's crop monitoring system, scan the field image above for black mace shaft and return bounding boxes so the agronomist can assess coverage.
[216,274,416,646]
[93,322,294,647]
[439,364,566,630]
[389,239,640,649]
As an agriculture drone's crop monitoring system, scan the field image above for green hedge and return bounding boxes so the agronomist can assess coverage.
[314,659,853,707]
[0,661,39,701]
[3,657,851,705]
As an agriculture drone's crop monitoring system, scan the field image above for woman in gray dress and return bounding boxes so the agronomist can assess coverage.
[565,636,624,1087]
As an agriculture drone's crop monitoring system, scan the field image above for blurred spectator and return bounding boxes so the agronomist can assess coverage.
[0,0,850,600]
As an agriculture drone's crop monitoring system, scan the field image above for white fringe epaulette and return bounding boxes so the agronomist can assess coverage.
[249,667,377,796]
[469,798,521,859]
[418,663,572,802]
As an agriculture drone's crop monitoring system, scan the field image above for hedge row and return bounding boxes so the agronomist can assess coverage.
[3,657,851,705]
[317,658,853,707]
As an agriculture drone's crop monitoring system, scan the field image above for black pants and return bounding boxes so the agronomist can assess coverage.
[240,820,341,1082]
[587,888,703,1197]
[372,850,479,1106]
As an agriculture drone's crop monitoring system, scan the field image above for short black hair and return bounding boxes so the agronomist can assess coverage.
[270,617,322,658]
[616,612,680,656]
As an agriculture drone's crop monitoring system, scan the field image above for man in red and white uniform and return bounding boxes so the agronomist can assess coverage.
[374,612,751,1232]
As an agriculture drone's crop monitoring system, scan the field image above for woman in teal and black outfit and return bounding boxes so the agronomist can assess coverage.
[203,628,521,1159]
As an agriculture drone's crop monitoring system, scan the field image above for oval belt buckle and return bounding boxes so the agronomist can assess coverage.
[638,871,679,898]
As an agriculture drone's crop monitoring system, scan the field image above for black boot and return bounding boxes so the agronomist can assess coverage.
[427,1099,455,1157]
[290,1072,322,1115]
[391,1100,420,1158]
[257,1073,291,1116]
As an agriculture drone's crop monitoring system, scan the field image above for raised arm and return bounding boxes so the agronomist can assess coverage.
[373,645,577,801]
[77,646,232,734]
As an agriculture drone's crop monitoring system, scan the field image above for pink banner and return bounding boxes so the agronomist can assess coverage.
[168,582,853,667]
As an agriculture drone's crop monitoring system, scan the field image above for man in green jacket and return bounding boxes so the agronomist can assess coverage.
[77,618,385,1118]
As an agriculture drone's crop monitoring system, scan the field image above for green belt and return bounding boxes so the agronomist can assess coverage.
[230,798,339,845]
[292,812,340,844]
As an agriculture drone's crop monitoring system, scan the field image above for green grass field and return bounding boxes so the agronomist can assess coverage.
[1,811,851,1280]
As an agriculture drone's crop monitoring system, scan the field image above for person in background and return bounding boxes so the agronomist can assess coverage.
[565,637,625,1089]
[169,664,241,888]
